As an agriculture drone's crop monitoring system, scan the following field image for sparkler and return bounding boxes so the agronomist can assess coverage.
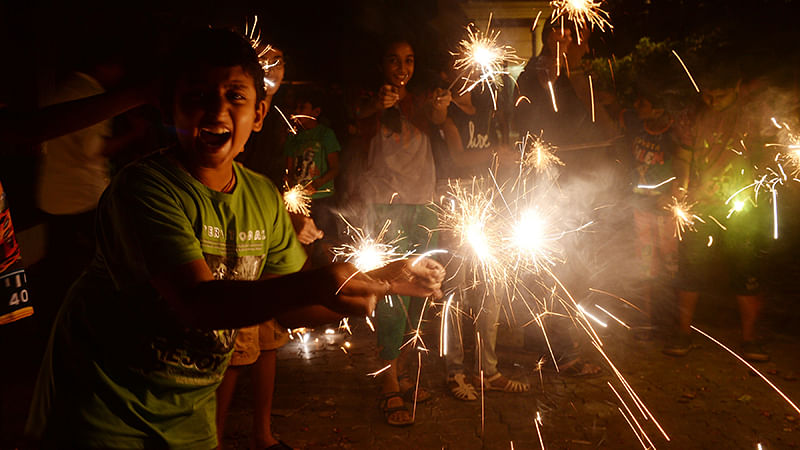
[519,132,564,175]
[665,196,704,240]
[671,50,700,93]
[549,0,613,44]
[691,326,800,415]
[332,216,407,272]
[451,15,524,109]
[282,183,312,216]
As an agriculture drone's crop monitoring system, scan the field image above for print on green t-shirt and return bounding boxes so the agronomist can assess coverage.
[28,151,306,448]
[283,124,341,199]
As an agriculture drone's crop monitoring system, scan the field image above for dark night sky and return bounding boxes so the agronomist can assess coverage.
[1,0,799,98]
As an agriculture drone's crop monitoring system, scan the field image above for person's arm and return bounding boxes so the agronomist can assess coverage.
[356,85,398,120]
[428,88,452,126]
[0,84,150,146]
[311,151,339,191]
[151,259,385,330]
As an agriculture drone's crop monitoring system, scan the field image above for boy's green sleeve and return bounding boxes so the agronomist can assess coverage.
[99,168,204,286]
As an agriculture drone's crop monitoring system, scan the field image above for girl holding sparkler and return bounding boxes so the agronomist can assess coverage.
[352,36,450,426]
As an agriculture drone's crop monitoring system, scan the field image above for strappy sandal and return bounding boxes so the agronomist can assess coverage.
[379,392,414,427]
[447,373,478,401]
[398,374,432,403]
[478,372,530,393]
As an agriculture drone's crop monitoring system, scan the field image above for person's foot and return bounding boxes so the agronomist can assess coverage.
[741,341,769,362]
[663,332,692,357]
[398,374,432,403]
[447,373,478,401]
[477,372,530,393]
[379,392,414,426]
[560,359,603,377]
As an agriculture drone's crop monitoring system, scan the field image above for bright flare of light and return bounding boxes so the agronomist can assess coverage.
[282,183,312,216]
[550,0,613,42]
[332,216,407,272]
[519,132,564,175]
[451,14,524,109]
[666,196,704,240]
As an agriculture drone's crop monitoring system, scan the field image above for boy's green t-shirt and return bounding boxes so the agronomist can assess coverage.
[283,124,340,199]
[28,151,306,449]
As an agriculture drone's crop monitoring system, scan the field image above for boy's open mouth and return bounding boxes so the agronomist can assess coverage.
[199,128,231,147]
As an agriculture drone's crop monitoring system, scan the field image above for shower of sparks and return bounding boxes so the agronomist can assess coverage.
[577,304,607,328]
[440,293,455,357]
[549,0,613,44]
[534,411,546,449]
[451,14,524,109]
[548,81,558,112]
[531,10,543,31]
[594,304,631,329]
[637,176,676,190]
[515,95,531,106]
[366,364,392,378]
[282,183,312,216]
[274,105,297,135]
[691,326,800,415]
[412,352,422,420]
[589,75,595,123]
[519,132,564,175]
[332,216,407,272]
[671,50,700,93]
[666,196,704,240]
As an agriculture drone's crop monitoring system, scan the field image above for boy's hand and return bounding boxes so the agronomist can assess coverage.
[368,257,445,299]
[377,84,400,110]
[321,263,387,316]
[290,213,324,244]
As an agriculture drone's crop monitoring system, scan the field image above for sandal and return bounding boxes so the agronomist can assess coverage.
[478,372,530,393]
[398,374,432,403]
[447,373,478,401]
[560,359,603,378]
[379,392,414,427]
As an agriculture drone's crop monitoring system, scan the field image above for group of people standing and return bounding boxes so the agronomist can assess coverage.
[0,10,792,448]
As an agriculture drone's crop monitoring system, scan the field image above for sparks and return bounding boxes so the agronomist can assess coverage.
[666,196,704,240]
[332,216,407,272]
[282,183,312,216]
[451,14,524,109]
[549,0,613,43]
[671,49,700,93]
[366,364,392,378]
[691,326,800,415]
[519,132,564,175]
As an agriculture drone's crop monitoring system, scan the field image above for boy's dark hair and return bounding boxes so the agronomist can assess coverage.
[162,28,266,119]
[294,85,326,111]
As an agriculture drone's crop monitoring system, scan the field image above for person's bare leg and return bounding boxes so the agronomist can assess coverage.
[676,290,700,334]
[252,350,279,448]
[737,295,762,342]
[216,365,244,448]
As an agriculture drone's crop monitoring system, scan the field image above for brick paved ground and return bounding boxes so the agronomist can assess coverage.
[221,294,800,450]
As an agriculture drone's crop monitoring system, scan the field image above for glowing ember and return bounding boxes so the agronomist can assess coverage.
[282,183,312,216]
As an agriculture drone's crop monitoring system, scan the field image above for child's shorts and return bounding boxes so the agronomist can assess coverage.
[230,319,289,366]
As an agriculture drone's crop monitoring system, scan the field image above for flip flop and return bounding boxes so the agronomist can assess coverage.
[398,374,432,403]
[379,392,414,427]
